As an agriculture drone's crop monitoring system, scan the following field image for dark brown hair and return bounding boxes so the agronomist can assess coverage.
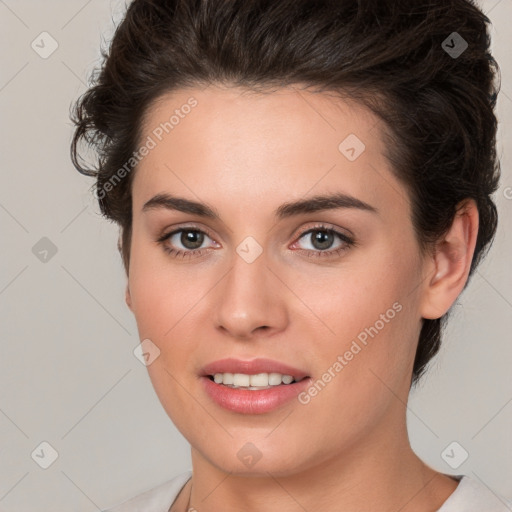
[70,0,501,386]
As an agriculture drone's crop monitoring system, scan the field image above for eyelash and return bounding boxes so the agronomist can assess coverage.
[156,223,356,260]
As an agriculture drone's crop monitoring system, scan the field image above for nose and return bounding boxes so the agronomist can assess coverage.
[213,248,289,340]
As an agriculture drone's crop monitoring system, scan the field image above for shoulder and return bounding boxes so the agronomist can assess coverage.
[437,475,512,512]
[101,470,192,512]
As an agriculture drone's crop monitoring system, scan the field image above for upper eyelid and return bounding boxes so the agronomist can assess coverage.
[163,223,216,241]
[295,223,353,239]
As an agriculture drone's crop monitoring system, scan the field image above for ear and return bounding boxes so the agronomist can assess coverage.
[125,284,133,312]
[419,199,479,320]
[118,232,133,311]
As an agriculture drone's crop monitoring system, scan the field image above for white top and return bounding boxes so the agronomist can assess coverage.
[102,471,512,512]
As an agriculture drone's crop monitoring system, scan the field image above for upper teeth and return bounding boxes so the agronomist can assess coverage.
[212,372,299,387]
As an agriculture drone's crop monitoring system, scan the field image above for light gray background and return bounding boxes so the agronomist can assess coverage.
[0,0,511,510]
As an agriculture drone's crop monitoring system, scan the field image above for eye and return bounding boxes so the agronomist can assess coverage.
[156,226,218,259]
[291,223,356,258]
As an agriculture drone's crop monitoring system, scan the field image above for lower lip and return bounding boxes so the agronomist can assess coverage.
[201,376,312,414]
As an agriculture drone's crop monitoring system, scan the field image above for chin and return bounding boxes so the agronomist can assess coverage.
[193,437,317,478]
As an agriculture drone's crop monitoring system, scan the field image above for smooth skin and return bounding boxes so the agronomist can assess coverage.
[124,84,478,512]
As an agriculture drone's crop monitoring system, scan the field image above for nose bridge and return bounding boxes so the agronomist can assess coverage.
[213,237,286,338]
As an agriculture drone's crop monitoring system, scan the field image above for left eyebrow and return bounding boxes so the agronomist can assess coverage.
[141,192,378,219]
[275,192,378,218]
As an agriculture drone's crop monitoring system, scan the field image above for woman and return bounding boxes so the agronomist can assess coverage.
[70,0,510,510]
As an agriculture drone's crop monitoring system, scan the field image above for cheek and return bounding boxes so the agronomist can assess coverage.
[127,239,204,337]
[127,246,214,402]
[128,257,204,429]
[294,256,414,346]
[292,247,421,395]
[290,277,418,446]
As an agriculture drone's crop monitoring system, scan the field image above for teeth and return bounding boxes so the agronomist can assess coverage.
[211,372,301,388]
[234,373,250,387]
[268,372,283,385]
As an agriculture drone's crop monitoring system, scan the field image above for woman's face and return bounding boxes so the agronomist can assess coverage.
[126,84,432,476]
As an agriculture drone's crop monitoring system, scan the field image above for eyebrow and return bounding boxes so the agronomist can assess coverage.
[141,192,378,219]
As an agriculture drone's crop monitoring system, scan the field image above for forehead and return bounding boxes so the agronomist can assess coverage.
[132,84,409,220]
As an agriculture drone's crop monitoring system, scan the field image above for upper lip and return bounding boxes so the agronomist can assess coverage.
[201,358,309,379]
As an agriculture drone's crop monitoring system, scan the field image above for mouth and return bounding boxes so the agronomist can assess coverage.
[199,358,312,414]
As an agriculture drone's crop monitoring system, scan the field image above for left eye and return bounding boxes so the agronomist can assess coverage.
[157,228,215,258]
[294,227,353,252]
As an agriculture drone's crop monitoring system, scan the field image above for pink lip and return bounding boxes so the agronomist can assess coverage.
[200,376,312,414]
[201,357,309,379]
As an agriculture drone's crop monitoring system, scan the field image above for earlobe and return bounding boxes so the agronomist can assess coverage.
[420,199,479,320]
